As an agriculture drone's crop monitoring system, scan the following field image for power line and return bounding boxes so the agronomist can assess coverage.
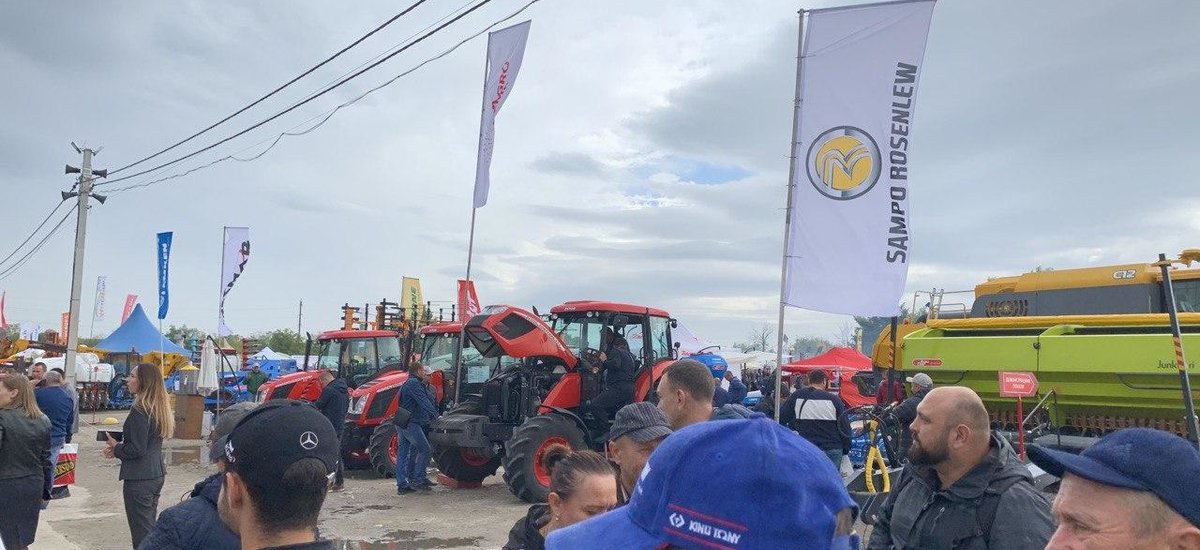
[0,204,78,282]
[106,0,540,196]
[0,200,66,269]
[97,0,499,189]
[107,0,432,177]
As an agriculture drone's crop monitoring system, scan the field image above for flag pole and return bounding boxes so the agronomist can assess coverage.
[457,50,491,405]
[466,47,491,284]
[774,10,808,421]
[465,207,478,282]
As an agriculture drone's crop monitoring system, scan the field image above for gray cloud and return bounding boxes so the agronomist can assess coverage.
[2,0,1197,348]
[529,151,610,177]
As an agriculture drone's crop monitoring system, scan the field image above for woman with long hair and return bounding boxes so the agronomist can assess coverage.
[504,445,619,550]
[0,373,52,550]
[103,362,173,549]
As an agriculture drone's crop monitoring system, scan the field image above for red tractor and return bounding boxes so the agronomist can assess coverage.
[430,300,677,502]
[256,321,510,477]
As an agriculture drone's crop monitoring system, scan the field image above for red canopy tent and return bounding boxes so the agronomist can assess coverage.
[783,347,875,407]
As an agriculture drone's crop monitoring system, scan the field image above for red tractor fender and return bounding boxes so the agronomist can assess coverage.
[634,359,674,402]
[538,372,581,413]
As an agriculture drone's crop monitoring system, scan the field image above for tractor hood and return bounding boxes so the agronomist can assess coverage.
[464,305,576,368]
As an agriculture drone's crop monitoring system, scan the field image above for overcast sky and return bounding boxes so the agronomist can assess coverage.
[1,0,1197,348]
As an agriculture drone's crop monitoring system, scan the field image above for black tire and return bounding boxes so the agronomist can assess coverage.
[368,423,399,478]
[502,414,587,503]
[433,399,502,483]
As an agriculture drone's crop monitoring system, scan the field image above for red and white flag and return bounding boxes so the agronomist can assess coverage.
[457,279,482,320]
[473,20,531,208]
[121,294,138,323]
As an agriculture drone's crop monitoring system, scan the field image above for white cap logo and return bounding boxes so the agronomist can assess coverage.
[299,431,319,450]
[669,513,685,528]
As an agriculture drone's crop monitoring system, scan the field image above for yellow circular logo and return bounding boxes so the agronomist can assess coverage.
[806,126,881,200]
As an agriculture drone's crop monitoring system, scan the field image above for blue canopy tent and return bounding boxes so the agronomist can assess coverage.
[96,304,191,356]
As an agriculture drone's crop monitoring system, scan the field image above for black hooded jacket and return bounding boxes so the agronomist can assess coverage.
[867,434,1054,550]
[504,504,550,550]
[313,378,350,436]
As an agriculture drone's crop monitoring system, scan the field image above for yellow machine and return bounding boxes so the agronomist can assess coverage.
[871,251,1200,437]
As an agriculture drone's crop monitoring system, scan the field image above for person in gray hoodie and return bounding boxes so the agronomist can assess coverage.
[656,360,753,430]
[868,387,1053,550]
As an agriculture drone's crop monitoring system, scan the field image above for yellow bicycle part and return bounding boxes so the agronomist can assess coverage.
[862,417,891,493]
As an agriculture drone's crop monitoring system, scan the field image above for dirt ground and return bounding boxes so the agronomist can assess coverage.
[32,411,530,550]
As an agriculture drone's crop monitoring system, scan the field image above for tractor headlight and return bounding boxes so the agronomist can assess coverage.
[256,389,267,403]
[349,396,367,415]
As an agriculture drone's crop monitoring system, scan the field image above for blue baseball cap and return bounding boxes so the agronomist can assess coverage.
[546,417,857,550]
[1028,427,1200,527]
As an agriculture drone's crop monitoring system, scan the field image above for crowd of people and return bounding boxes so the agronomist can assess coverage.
[4,354,1200,550]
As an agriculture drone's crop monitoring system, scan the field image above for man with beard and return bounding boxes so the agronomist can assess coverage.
[218,400,339,550]
[867,387,1053,550]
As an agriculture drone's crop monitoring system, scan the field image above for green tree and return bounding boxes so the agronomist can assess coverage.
[853,303,910,353]
[255,329,305,355]
[165,325,206,348]
[789,336,834,359]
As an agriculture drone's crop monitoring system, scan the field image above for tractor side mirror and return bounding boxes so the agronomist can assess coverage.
[669,318,678,329]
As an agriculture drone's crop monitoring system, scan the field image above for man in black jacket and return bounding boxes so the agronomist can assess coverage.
[868,387,1053,550]
[583,333,637,423]
[312,370,349,491]
[894,372,933,460]
[780,370,850,467]
[139,403,255,550]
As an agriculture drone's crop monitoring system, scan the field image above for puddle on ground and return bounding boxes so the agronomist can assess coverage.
[332,529,482,549]
[329,504,394,515]
[164,446,203,466]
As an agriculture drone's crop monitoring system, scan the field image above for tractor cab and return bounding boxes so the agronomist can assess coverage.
[419,322,513,404]
[316,330,406,389]
[256,329,404,403]
[546,301,676,407]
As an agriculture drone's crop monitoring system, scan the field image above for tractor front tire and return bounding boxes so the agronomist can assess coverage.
[433,399,501,483]
[368,423,399,478]
[502,414,587,503]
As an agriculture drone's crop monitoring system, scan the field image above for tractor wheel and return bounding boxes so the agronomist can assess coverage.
[368,423,399,478]
[502,414,587,503]
[433,399,501,483]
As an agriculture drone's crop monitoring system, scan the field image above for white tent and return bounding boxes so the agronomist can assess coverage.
[672,323,721,355]
[249,346,290,361]
[198,339,219,392]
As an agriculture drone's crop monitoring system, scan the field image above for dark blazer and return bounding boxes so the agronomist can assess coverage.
[114,406,166,481]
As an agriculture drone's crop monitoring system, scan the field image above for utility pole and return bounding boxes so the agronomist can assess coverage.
[297,299,303,334]
[62,143,107,388]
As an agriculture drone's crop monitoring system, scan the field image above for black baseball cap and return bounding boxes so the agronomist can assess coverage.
[223,400,340,488]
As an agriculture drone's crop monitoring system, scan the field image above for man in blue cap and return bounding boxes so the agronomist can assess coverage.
[1029,427,1200,549]
[545,416,859,550]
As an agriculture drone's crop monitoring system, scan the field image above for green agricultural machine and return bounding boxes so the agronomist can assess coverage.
[872,251,1200,447]
[901,314,1200,439]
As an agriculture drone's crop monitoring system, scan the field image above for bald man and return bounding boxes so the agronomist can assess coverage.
[867,386,1053,550]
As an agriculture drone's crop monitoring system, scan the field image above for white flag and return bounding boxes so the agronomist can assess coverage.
[93,276,107,322]
[473,20,532,208]
[218,226,250,336]
[785,1,936,316]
